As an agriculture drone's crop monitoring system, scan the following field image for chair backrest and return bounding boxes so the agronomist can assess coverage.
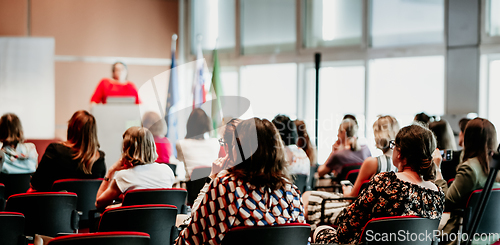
[0,212,26,245]
[5,192,78,237]
[25,138,61,163]
[167,164,177,176]
[221,223,311,245]
[292,174,308,194]
[360,215,440,245]
[0,173,33,198]
[463,188,500,234]
[52,178,103,223]
[186,166,212,205]
[122,188,187,214]
[337,163,362,181]
[359,180,370,196]
[190,166,211,180]
[47,231,150,245]
[0,183,5,211]
[345,169,360,184]
[98,204,177,245]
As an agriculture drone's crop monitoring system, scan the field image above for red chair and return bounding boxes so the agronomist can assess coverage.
[359,215,440,245]
[461,188,500,236]
[98,204,178,245]
[5,192,79,237]
[0,183,5,211]
[122,188,187,214]
[52,178,103,227]
[0,172,33,198]
[221,223,311,245]
[345,169,360,184]
[0,212,26,245]
[47,231,150,245]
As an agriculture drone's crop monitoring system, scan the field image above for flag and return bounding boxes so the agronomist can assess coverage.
[193,43,207,108]
[166,45,179,157]
[211,48,223,137]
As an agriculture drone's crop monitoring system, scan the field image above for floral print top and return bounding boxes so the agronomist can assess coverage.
[316,171,445,244]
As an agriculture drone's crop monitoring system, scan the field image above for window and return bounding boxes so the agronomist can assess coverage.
[367,56,445,137]
[304,0,362,48]
[191,0,236,53]
[370,0,444,47]
[487,0,500,37]
[240,63,297,120]
[240,0,296,54]
[306,65,365,164]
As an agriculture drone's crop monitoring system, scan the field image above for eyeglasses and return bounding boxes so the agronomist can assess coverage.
[218,138,225,146]
[389,140,396,150]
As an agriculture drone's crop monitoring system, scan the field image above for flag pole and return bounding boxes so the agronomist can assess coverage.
[172,33,178,53]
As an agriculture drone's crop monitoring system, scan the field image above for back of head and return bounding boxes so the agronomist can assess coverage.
[272,114,298,146]
[229,118,289,190]
[343,114,358,126]
[67,110,100,174]
[373,115,399,152]
[429,120,457,150]
[463,118,498,175]
[0,113,24,146]
[395,124,437,181]
[414,112,431,126]
[340,118,359,151]
[122,126,158,166]
[185,108,211,139]
[459,118,471,133]
[142,111,166,137]
[222,118,242,162]
[295,120,316,164]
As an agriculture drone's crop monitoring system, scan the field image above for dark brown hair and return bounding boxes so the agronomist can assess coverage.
[0,113,24,147]
[228,118,290,190]
[429,119,457,150]
[395,124,437,181]
[222,118,242,163]
[295,120,316,164]
[66,110,101,174]
[185,108,212,139]
[142,111,166,136]
[122,127,158,166]
[462,118,498,176]
[272,114,298,146]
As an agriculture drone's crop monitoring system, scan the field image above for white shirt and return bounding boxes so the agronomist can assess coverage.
[176,138,220,180]
[114,162,175,193]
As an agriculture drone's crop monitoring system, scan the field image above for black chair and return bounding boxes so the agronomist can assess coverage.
[0,183,5,211]
[167,163,177,176]
[98,204,178,245]
[315,163,362,192]
[185,166,211,205]
[292,174,308,194]
[345,169,360,184]
[0,173,33,198]
[460,188,500,240]
[221,223,311,245]
[51,178,103,227]
[122,188,187,214]
[47,231,150,245]
[5,192,79,237]
[0,212,27,245]
[359,215,440,245]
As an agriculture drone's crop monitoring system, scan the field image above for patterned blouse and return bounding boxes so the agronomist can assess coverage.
[316,172,445,244]
[175,172,306,245]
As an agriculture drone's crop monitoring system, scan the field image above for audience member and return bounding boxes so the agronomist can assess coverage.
[30,111,105,191]
[95,126,175,209]
[273,115,310,177]
[458,117,470,148]
[314,124,445,244]
[175,118,305,245]
[176,108,219,180]
[142,111,172,164]
[317,118,371,177]
[414,112,432,126]
[295,119,317,165]
[429,119,457,150]
[90,62,140,104]
[0,113,38,174]
[435,118,500,245]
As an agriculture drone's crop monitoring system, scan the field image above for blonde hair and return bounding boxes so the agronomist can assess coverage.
[122,127,158,166]
[66,110,100,174]
[142,111,166,136]
[340,118,359,151]
[373,115,399,153]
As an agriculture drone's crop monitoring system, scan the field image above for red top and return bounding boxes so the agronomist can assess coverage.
[90,78,140,104]
[154,136,172,164]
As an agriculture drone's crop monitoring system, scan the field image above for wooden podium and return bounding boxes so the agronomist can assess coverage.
[91,104,141,170]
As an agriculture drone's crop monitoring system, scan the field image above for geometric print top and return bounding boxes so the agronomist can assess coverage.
[175,172,306,245]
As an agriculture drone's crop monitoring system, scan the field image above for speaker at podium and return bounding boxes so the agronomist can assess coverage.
[91,96,141,171]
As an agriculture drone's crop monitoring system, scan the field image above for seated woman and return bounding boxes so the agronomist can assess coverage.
[0,113,38,174]
[175,118,305,245]
[435,118,500,245]
[314,124,445,244]
[31,111,105,191]
[176,108,219,180]
[142,111,172,164]
[342,115,399,197]
[317,118,371,178]
[95,126,175,209]
[90,62,140,104]
[295,119,317,165]
[272,115,310,177]
[429,119,457,151]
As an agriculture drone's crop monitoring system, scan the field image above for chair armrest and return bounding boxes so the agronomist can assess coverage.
[71,210,80,231]
[319,197,356,225]
[88,209,103,232]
